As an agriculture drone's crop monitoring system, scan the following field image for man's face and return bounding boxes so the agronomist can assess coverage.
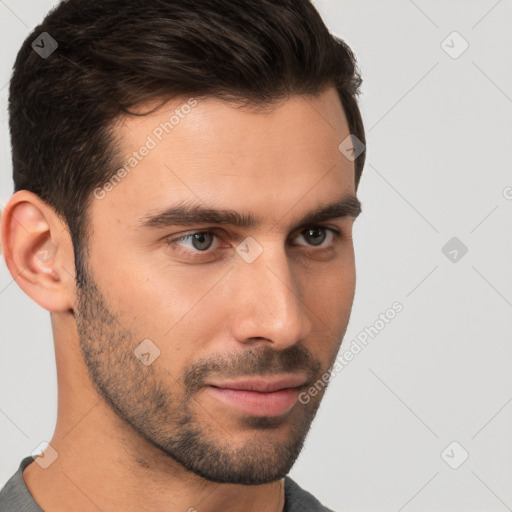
[74,87,359,484]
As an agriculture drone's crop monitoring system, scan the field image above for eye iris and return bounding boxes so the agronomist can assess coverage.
[192,232,214,251]
[304,227,326,246]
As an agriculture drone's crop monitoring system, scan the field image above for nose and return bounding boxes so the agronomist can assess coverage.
[229,242,313,350]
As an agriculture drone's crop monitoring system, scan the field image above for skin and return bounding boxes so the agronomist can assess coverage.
[1,85,359,512]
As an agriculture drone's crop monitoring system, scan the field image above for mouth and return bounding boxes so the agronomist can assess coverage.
[204,374,308,417]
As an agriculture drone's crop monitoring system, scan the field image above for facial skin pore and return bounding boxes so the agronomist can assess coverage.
[1,86,359,512]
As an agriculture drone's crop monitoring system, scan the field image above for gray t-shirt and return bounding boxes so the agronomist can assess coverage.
[0,456,335,511]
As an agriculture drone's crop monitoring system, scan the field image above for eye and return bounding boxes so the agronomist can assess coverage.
[292,226,339,247]
[169,231,220,253]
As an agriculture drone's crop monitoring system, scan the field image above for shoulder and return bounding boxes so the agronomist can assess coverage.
[284,476,336,512]
[0,456,43,512]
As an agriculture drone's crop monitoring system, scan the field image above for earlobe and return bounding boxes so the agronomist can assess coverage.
[0,190,76,313]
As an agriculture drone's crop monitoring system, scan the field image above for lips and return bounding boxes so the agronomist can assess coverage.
[206,374,307,392]
[204,374,307,416]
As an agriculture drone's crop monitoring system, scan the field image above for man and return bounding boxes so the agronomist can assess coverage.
[0,0,365,510]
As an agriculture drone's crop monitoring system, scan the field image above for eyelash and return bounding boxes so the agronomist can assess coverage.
[164,226,342,259]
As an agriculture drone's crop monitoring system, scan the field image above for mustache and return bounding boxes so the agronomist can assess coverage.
[182,343,322,395]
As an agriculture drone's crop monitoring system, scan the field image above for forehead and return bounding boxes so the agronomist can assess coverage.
[95,87,356,232]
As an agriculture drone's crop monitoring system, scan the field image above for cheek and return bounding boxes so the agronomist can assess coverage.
[88,245,222,363]
[299,255,356,356]
[117,260,232,367]
[300,249,355,309]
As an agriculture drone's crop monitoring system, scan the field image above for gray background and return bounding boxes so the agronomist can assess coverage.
[1,1,511,510]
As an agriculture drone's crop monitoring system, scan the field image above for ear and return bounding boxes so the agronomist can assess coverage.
[0,190,76,313]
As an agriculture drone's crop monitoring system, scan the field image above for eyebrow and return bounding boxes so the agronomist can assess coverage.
[138,194,362,231]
